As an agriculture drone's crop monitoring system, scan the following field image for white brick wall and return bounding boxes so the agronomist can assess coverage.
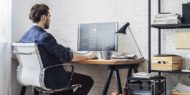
[12,0,190,95]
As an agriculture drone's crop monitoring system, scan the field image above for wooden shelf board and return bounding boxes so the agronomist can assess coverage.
[151,24,190,29]
[151,70,190,74]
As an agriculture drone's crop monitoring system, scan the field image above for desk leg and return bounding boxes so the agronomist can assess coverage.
[114,68,122,94]
[102,68,114,95]
[127,65,133,83]
[133,65,138,73]
[20,86,26,95]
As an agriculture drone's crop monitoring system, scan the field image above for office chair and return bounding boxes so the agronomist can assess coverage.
[12,42,81,95]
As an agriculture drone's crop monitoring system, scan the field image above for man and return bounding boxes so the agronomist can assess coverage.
[20,3,96,95]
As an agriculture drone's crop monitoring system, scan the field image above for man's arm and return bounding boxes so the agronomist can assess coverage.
[42,33,97,62]
[41,34,74,62]
[71,52,97,62]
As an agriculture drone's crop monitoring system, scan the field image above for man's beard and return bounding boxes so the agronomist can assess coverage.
[44,21,49,29]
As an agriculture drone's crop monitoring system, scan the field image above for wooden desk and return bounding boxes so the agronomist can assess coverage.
[74,58,144,65]
[73,58,145,95]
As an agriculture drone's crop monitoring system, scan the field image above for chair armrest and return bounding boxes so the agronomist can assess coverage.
[43,64,74,73]
[53,84,82,92]
[43,64,74,86]
[36,64,80,94]
[13,51,35,55]
[34,84,82,94]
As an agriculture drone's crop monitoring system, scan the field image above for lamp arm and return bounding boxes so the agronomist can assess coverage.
[128,27,143,58]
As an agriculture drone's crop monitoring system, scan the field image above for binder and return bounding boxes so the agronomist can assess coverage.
[182,3,190,24]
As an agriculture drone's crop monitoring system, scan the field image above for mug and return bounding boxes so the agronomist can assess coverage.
[101,51,112,60]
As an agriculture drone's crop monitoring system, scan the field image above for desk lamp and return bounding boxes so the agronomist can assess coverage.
[116,22,144,58]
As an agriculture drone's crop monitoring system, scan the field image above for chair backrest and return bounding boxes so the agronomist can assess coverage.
[13,43,81,93]
[12,43,44,88]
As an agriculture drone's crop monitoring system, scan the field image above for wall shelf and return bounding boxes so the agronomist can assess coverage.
[151,24,190,29]
[151,70,190,74]
[145,0,190,94]
[148,0,190,74]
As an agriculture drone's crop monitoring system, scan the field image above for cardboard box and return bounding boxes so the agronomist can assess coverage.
[170,92,190,95]
[152,54,182,64]
[170,89,190,95]
[151,54,182,71]
[152,55,182,64]
[151,63,181,71]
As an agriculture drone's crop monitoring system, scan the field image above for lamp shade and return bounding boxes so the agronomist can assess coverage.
[116,22,130,34]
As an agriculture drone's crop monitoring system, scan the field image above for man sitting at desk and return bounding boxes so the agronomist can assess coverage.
[20,3,96,95]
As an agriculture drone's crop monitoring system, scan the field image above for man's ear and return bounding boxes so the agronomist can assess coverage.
[41,15,46,21]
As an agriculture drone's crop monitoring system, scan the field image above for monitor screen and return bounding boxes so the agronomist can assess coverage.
[77,22,118,51]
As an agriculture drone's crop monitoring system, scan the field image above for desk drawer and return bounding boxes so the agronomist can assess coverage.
[152,55,182,64]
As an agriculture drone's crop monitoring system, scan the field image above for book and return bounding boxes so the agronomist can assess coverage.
[132,72,157,78]
[111,54,137,59]
[181,69,190,72]
[153,13,182,25]
[152,21,179,24]
[154,13,181,18]
[154,16,180,22]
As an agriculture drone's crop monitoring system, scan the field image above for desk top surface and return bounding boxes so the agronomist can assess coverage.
[12,56,145,65]
[72,58,145,65]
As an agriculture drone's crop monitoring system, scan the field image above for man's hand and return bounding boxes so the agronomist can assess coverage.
[84,52,98,59]
[71,52,97,62]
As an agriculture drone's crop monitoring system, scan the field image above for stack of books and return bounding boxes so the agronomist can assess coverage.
[132,72,157,78]
[111,54,137,59]
[153,13,182,25]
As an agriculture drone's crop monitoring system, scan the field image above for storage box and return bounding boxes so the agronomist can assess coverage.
[151,63,181,71]
[151,55,182,71]
[170,89,190,95]
[152,54,182,64]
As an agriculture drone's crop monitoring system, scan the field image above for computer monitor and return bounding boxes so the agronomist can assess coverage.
[77,22,118,51]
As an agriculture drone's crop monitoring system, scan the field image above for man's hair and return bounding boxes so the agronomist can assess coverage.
[29,4,49,23]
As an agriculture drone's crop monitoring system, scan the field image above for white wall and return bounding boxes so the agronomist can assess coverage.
[12,0,49,41]
[12,0,190,95]
[11,1,49,94]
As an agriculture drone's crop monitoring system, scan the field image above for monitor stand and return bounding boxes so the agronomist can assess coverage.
[100,51,112,60]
